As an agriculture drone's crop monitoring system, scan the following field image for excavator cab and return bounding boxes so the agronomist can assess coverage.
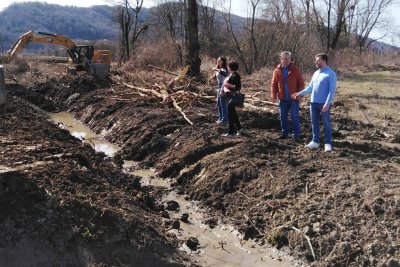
[71,46,95,71]
[75,46,94,63]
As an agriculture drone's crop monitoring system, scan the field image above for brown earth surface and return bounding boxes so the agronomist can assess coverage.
[1,59,399,267]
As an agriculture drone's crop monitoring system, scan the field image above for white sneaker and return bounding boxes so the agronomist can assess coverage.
[305,141,319,149]
[236,128,244,136]
[324,144,332,152]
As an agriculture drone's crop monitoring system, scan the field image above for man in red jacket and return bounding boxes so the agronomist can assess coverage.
[271,51,305,140]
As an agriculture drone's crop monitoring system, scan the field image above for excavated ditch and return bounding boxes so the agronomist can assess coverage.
[1,84,191,266]
[2,73,400,267]
[48,112,300,266]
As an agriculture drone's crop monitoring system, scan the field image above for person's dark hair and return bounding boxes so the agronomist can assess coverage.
[316,53,329,63]
[218,56,227,70]
[227,60,239,71]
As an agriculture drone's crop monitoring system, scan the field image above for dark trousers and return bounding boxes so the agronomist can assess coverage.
[228,102,241,134]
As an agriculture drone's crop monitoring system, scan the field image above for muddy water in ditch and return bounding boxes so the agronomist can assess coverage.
[49,112,304,267]
[49,112,119,157]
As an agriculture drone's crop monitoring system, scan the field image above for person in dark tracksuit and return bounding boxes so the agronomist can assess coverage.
[221,60,243,137]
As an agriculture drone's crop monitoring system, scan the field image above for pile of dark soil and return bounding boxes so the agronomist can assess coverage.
[0,92,191,266]
[3,69,399,267]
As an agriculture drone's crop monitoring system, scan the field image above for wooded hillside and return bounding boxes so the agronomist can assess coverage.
[0,2,127,51]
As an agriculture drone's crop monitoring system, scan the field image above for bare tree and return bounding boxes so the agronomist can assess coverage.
[330,0,351,49]
[114,0,148,64]
[150,1,185,65]
[263,0,318,66]
[221,0,313,73]
[300,0,312,29]
[114,5,130,63]
[185,0,201,76]
[308,0,395,51]
[351,0,394,51]
[222,0,254,74]
[198,0,219,55]
[247,0,261,71]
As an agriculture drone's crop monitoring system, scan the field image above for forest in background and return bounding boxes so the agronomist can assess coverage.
[1,1,400,73]
[0,3,119,44]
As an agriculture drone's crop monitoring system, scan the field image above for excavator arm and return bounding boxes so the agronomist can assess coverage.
[5,31,112,80]
[6,31,79,62]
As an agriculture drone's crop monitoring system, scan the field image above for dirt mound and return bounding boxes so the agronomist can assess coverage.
[3,67,400,267]
[0,94,191,266]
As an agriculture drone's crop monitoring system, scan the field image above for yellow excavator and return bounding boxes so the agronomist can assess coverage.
[3,31,112,80]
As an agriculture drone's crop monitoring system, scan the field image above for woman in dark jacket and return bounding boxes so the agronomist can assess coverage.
[221,60,243,137]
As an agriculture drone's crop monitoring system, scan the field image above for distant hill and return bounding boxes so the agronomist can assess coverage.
[0,2,139,52]
[370,39,400,53]
[0,2,246,54]
[1,1,395,56]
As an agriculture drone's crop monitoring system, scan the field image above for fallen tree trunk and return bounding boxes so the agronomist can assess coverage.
[148,65,177,76]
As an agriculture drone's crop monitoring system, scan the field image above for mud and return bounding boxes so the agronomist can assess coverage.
[1,83,191,266]
[1,63,399,267]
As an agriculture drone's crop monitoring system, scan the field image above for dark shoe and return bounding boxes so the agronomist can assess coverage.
[293,135,301,141]
[278,135,287,139]
[222,133,234,138]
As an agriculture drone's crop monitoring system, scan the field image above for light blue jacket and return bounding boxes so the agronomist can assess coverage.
[299,66,337,105]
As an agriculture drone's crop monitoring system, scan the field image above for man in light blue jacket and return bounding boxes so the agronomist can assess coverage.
[292,53,337,152]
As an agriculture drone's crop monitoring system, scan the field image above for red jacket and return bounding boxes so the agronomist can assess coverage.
[271,63,304,100]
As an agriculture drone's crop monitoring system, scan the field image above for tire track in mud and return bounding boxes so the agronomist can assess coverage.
[175,145,237,185]
[160,142,241,177]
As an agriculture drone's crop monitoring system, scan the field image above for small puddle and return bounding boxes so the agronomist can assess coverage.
[49,112,119,157]
[124,161,302,267]
[50,112,304,267]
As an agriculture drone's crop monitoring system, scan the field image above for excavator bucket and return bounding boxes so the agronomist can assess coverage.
[86,61,110,80]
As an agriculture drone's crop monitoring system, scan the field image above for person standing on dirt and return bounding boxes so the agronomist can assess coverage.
[271,51,305,140]
[212,56,228,124]
[292,53,337,152]
[221,60,243,137]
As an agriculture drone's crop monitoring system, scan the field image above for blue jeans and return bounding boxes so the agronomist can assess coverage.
[217,95,228,122]
[279,100,300,138]
[310,102,332,144]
